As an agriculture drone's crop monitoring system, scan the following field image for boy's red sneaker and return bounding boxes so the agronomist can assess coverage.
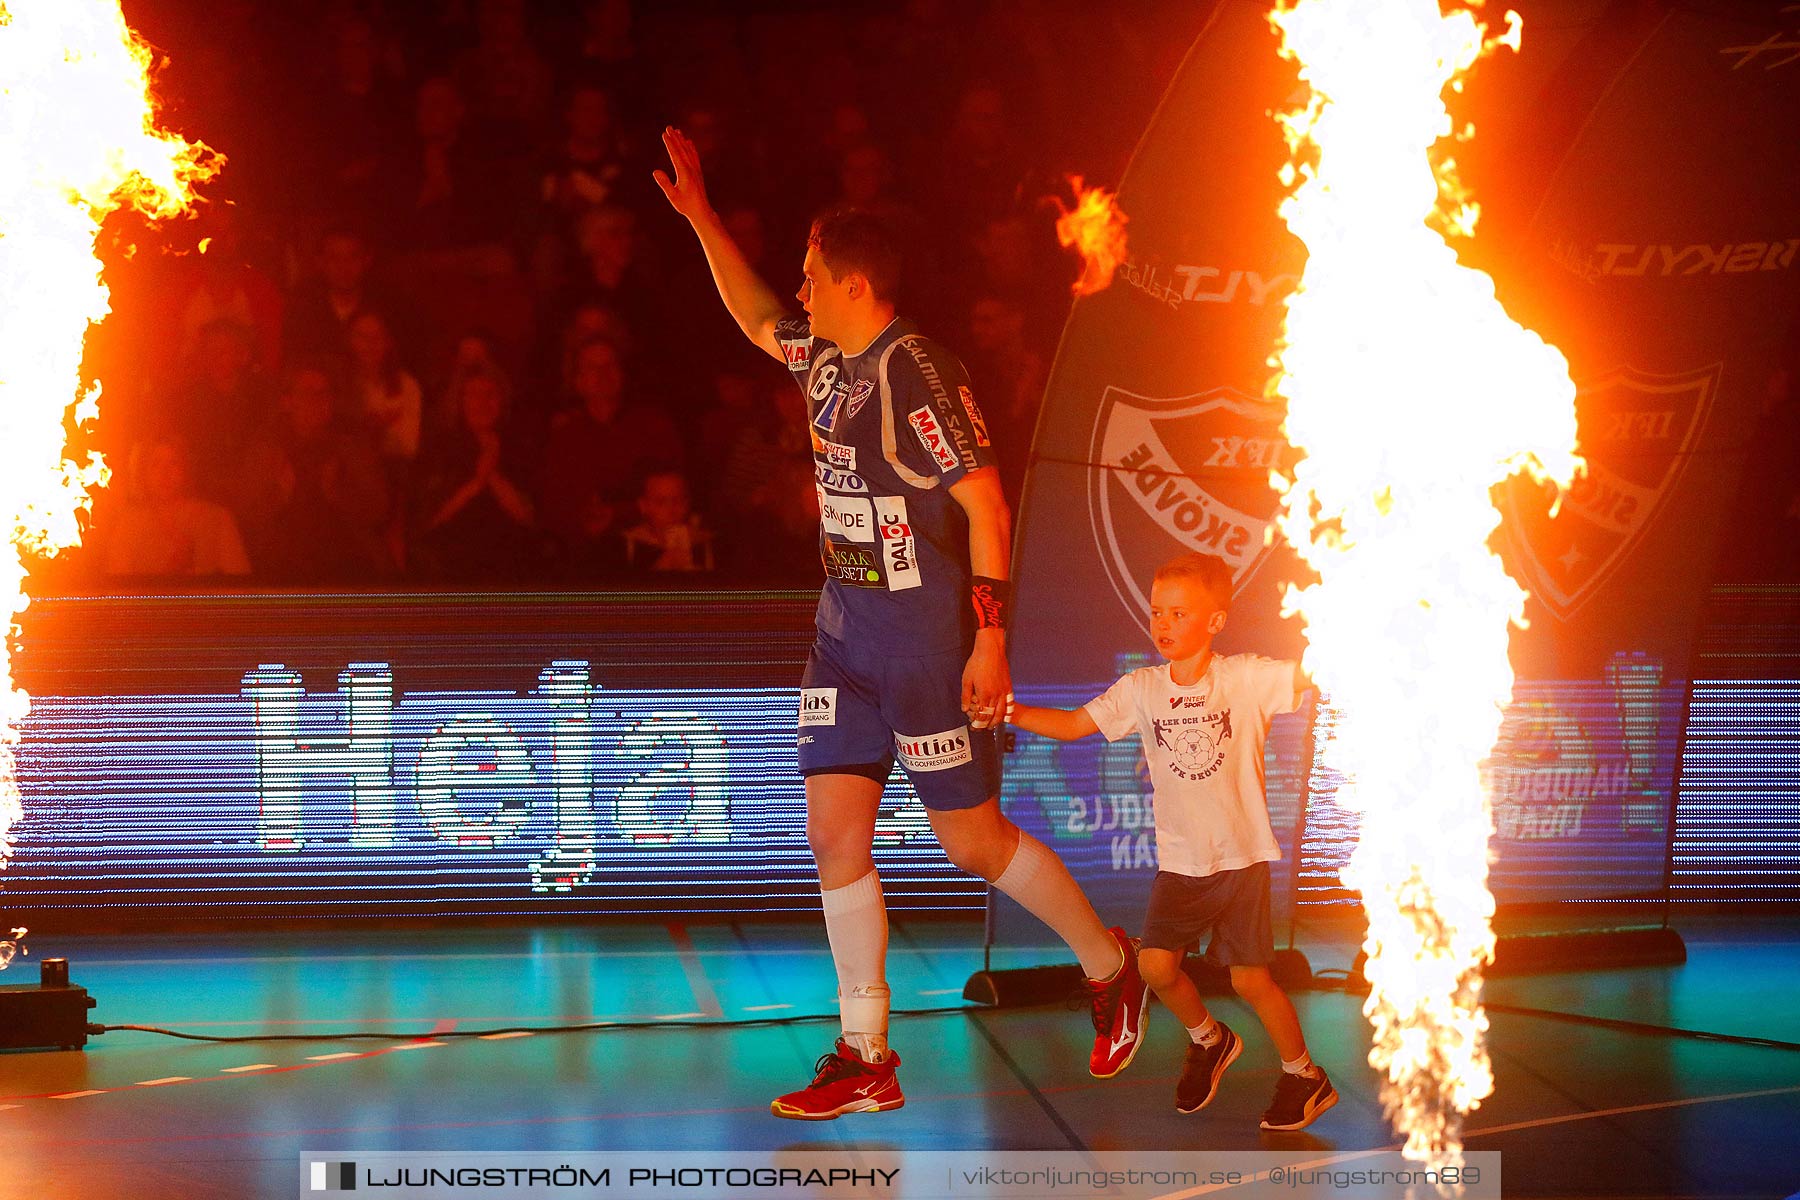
[770,1039,905,1120]
[1085,926,1150,1078]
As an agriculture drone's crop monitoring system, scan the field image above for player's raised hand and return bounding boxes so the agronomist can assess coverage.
[653,126,711,219]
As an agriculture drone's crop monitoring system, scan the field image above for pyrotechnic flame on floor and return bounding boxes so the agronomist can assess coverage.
[0,1,213,871]
[0,925,25,970]
[1267,0,1580,1165]
[1055,176,1129,296]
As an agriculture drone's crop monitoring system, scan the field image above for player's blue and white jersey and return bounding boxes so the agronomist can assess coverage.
[774,314,997,655]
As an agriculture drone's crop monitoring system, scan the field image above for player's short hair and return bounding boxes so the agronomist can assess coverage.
[807,208,902,302]
[1152,553,1235,611]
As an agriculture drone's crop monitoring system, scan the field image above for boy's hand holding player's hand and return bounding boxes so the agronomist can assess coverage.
[962,631,1011,730]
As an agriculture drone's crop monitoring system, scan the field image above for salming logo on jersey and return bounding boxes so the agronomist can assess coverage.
[899,336,982,472]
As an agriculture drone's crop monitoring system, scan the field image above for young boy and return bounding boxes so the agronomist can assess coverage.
[1006,552,1338,1131]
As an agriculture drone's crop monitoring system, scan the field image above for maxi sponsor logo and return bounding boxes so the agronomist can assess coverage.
[1499,363,1720,620]
[875,495,922,592]
[1087,385,1288,635]
[781,338,810,370]
[895,726,972,773]
[901,338,979,469]
[908,406,961,473]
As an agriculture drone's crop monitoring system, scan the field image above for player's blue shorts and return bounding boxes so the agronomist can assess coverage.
[797,629,1000,811]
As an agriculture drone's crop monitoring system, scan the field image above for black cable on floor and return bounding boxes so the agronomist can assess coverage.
[1479,1002,1800,1053]
[89,1004,976,1045]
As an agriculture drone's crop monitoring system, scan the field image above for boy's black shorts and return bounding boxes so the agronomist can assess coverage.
[1141,861,1274,966]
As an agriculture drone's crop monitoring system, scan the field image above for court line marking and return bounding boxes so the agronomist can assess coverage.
[61,947,900,967]
[477,1031,533,1040]
[1145,1084,1800,1198]
[29,1077,1800,1151]
[118,1014,707,1029]
[742,1003,793,1012]
[1463,1083,1800,1139]
[133,1077,191,1087]
[0,1036,468,1108]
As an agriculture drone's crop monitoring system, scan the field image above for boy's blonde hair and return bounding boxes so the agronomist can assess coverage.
[1152,552,1235,612]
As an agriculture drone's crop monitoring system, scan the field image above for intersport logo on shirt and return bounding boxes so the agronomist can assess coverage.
[813,435,856,471]
[894,726,972,773]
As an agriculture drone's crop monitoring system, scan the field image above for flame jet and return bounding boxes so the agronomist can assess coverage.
[0,1,212,868]
[1268,0,1580,1164]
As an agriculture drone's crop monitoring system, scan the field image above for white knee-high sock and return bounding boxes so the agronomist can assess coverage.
[821,869,890,1061]
[988,831,1122,981]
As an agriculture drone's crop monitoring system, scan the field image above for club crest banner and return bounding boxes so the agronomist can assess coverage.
[997,0,1800,939]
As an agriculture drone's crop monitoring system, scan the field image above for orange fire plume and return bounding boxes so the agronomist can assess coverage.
[1268,0,1580,1165]
[0,1,213,875]
[1055,176,1130,296]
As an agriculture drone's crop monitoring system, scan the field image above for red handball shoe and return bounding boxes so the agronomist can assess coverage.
[1085,927,1149,1078]
[770,1039,905,1120]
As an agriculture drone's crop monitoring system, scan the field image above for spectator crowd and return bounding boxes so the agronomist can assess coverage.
[68,0,1199,589]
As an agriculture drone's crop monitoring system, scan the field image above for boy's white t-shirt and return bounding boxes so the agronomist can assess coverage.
[1084,654,1302,879]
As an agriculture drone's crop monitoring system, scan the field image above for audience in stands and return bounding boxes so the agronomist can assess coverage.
[622,468,717,574]
[103,438,252,578]
[80,0,1141,591]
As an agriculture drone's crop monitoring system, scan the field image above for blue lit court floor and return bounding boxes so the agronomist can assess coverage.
[2,914,1797,1200]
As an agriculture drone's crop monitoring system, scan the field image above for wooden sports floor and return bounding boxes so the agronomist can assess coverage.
[3,914,1796,1200]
